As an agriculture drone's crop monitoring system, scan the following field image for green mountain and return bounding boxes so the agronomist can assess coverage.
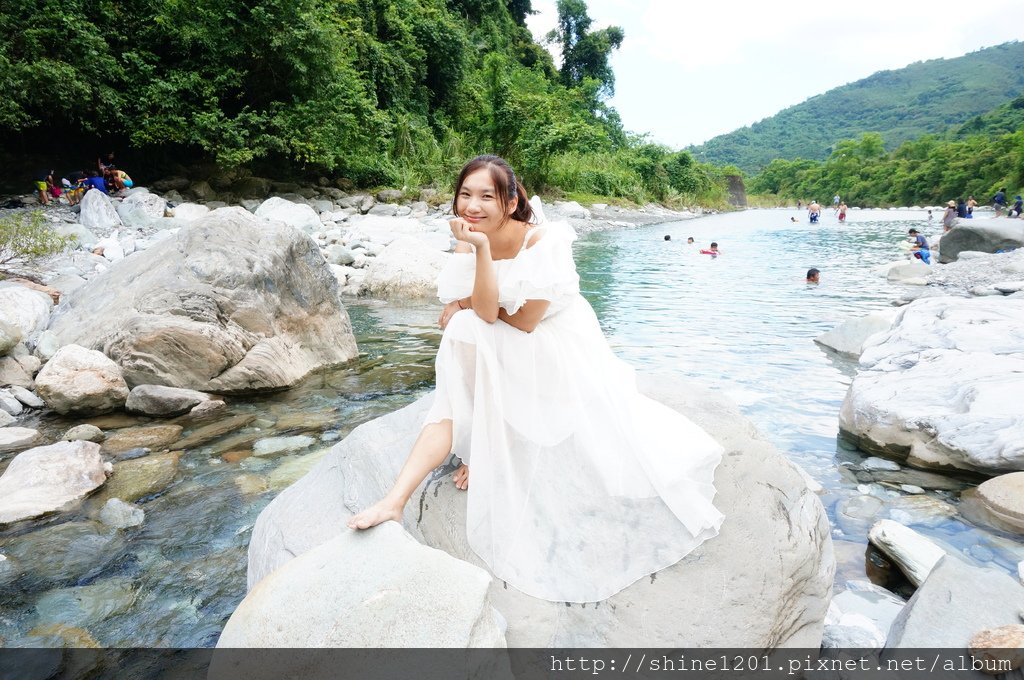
[690,41,1024,173]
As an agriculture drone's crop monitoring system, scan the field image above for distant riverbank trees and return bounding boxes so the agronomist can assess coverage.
[748,125,1024,207]
[0,0,726,206]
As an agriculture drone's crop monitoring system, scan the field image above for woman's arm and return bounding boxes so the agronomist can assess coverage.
[498,299,551,333]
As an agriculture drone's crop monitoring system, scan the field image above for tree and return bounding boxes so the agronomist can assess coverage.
[547,0,623,97]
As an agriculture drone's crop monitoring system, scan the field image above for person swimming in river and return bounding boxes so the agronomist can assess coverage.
[837,202,847,223]
[806,268,820,284]
[700,242,720,256]
[346,154,724,603]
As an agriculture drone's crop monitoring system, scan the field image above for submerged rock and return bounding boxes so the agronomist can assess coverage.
[815,309,898,358]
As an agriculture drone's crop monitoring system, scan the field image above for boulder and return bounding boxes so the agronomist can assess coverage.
[63,424,104,443]
[0,356,33,388]
[0,441,111,525]
[101,424,183,454]
[839,296,1024,473]
[0,410,14,427]
[96,451,180,503]
[244,377,834,647]
[815,309,898,358]
[217,523,504,648]
[0,388,24,415]
[78,189,122,232]
[886,260,931,281]
[152,176,190,192]
[186,180,216,202]
[362,237,450,298]
[34,345,129,415]
[885,556,1024,648]
[8,385,43,408]
[0,427,41,453]
[939,218,1024,263]
[254,197,321,232]
[376,189,404,204]
[232,177,272,200]
[0,284,53,346]
[45,208,358,394]
[125,384,211,417]
[93,232,125,261]
[116,190,167,229]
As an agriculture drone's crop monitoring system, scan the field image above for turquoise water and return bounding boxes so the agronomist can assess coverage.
[1,207,1019,647]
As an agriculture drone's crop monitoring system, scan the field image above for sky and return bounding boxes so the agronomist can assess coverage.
[525,0,1023,150]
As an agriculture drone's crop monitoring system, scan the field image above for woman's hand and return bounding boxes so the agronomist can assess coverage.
[438,300,463,329]
[449,218,489,249]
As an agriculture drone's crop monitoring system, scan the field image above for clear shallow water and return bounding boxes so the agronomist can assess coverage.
[1,208,1021,647]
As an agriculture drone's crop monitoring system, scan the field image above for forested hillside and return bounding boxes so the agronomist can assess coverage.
[691,41,1024,173]
[0,0,725,204]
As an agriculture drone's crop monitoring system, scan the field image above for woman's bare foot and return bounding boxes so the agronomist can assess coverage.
[452,463,470,490]
[346,499,403,530]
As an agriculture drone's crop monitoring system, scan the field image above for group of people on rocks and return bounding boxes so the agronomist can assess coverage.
[993,188,1024,218]
[33,152,133,206]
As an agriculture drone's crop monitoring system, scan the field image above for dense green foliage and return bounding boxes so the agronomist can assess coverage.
[0,211,74,271]
[0,0,724,204]
[746,126,1024,207]
[692,41,1024,173]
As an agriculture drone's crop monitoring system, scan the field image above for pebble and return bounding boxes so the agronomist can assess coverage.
[900,484,925,494]
[861,456,901,472]
[63,424,105,443]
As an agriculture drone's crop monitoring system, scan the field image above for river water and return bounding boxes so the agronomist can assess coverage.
[1,207,1020,647]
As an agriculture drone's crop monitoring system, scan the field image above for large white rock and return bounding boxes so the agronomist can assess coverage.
[867,519,946,587]
[0,319,22,356]
[815,309,898,358]
[0,284,53,346]
[840,296,1024,473]
[255,197,321,232]
[34,344,129,415]
[218,523,504,648]
[116,190,167,229]
[362,236,450,298]
[167,202,210,223]
[78,189,123,232]
[45,208,358,394]
[0,441,111,524]
[886,556,1024,648]
[939,218,1024,263]
[244,377,834,647]
[886,260,931,281]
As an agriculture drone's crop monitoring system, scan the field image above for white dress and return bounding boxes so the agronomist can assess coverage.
[423,209,724,603]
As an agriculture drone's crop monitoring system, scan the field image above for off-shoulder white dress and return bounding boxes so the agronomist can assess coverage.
[424,215,724,603]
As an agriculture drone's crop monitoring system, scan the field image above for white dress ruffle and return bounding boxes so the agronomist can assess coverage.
[423,215,724,603]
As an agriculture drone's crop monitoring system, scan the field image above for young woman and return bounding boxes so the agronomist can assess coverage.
[348,155,724,603]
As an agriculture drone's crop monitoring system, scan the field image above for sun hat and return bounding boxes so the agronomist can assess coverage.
[947,200,956,207]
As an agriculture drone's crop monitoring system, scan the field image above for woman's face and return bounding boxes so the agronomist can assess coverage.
[456,168,515,233]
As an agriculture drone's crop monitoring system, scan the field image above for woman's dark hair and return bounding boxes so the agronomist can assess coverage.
[452,155,535,227]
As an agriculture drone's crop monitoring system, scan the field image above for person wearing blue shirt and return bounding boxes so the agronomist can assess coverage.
[908,228,930,264]
[993,188,1007,217]
[83,171,108,194]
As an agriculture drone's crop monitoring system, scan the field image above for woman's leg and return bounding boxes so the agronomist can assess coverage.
[347,418,454,529]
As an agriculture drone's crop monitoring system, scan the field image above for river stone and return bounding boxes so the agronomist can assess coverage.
[868,519,946,586]
[252,435,315,457]
[63,424,104,443]
[362,236,450,298]
[116,190,167,229]
[45,209,358,394]
[125,384,210,416]
[323,244,355,266]
[0,410,14,427]
[34,345,129,415]
[266,449,329,491]
[835,494,885,537]
[8,386,43,408]
[33,331,59,362]
[168,202,210,222]
[972,472,1024,534]
[0,427,41,454]
[969,625,1024,673]
[815,309,897,358]
[831,581,906,644]
[101,424,183,454]
[185,399,227,421]
[886,260,931,281]
[78,189,122,232]
[97,451,180,502]
[245,376,834,647]
[886,495,958,528]
[0,356,33,388]
[840,296,1024,473]
[886,556,1024,648]
[174,413,255,449]
[0,284,53,345]
[0,319,22,356]
[0,388,24,415]
[939,218,1024,263]
[217,522,504,648]
[14,354,41,378]
[98,498,145,528]
[861,456,901,472]
[0,441,110,524]
[254,197,321,232]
